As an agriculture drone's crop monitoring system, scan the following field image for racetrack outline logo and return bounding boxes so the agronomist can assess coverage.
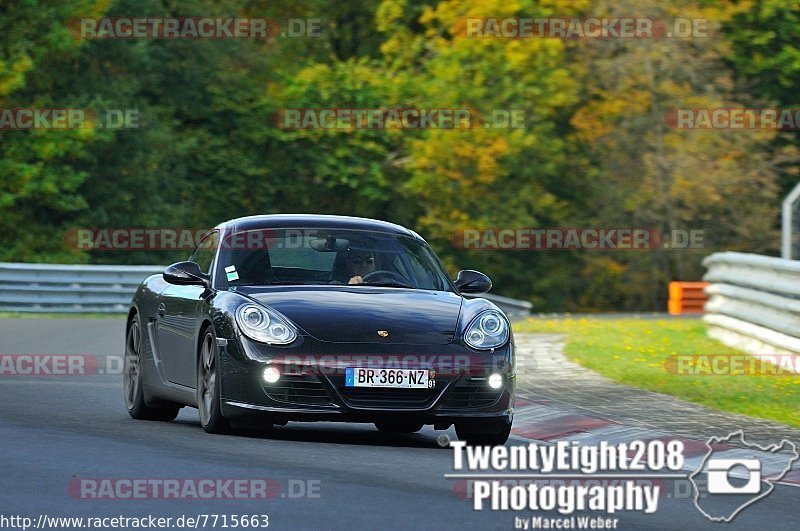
[689,430,799,523]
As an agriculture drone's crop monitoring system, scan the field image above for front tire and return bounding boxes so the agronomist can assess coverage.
[124,315,180,421]
[197,328,231,434]
[455,418,512,446]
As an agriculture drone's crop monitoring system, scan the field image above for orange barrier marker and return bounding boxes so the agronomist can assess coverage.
[668,281,708,315]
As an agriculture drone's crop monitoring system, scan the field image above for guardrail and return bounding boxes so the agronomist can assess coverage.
[0,262,532,318]
[702,252,800,356]
[0,263,162,313]
[464,292,532,319]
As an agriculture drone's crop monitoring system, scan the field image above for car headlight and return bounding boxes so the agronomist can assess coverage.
[235,304,298,345]
[464,309,509,350]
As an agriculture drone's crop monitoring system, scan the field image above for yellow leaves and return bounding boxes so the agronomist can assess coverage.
[422,0,523,29]
[376,0,419,60]
[571,87,654,144]
[669,2,751,25]
[85,0,113,19]
[10,55,33,75]
[293,63,331,84]
[502,41,531,69]
[408,129,509,188]
[379,34,407,59]
[376,0,406,32]
[473,135,509,183]
[0,55,34,97]
[286,61,386,100]
[499,39,564,72]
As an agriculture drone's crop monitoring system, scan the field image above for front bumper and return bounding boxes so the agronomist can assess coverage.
[217,334,515,425]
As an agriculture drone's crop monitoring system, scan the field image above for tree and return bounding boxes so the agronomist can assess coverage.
[566,0,794,309]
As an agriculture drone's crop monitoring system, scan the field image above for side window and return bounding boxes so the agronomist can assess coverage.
[191,231,219,274]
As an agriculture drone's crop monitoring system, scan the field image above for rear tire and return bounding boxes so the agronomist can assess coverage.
[455,419,511,446]
[375,421,424,434]
[197,328,231,434]
[124,315,181,421]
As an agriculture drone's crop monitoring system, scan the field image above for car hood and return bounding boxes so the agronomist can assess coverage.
[239,286,462,344]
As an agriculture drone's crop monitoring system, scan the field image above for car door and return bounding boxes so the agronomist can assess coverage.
[156,231,218,387]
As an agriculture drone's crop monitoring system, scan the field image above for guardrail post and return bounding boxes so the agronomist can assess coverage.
[782,181,800,260]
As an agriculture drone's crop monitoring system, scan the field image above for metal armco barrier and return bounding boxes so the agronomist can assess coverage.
[0,262,532,318]
[702,252,800,357]
[0,263,162,313]
[463,292,533,319]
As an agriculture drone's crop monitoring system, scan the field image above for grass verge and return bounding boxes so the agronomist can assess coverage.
[514,317,800,429]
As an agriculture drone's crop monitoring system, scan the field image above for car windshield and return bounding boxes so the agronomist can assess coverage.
[212,228,455,292]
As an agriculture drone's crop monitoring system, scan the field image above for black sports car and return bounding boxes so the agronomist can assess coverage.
[124,215,515,445]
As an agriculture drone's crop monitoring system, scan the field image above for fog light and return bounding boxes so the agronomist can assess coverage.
[488,373,503,389]
[263,366,281,384]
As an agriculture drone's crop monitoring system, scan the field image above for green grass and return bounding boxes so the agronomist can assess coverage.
[514,317,800,429]
[0,312,121,319]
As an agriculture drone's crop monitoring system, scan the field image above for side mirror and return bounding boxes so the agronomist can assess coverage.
[454,270,492,294]
[163,261,209,287]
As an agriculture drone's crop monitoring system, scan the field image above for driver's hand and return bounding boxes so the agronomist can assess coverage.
[348,276,364,285]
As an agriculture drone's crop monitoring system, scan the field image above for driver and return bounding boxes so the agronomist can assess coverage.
[346,250,376,284]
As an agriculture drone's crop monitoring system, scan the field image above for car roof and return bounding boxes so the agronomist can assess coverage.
[215,214,423,239]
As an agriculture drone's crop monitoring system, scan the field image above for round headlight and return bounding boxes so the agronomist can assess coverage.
[464,309,509,350]
[467,329,485,345]
[488,373,503,389]
[480,313,503,335]
[242,306,269,328]
[269,323,290,342]
[236,304,298,345]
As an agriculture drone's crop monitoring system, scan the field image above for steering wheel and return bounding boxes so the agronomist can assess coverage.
[361,270,411,285]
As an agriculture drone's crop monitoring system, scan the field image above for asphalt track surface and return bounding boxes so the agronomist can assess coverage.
[0,318,798,530]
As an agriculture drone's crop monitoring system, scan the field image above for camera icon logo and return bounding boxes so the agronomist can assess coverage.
[706,458,761,494]
[690,431,799,522]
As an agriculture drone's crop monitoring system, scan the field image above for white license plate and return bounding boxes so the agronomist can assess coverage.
[345,368,433,389]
